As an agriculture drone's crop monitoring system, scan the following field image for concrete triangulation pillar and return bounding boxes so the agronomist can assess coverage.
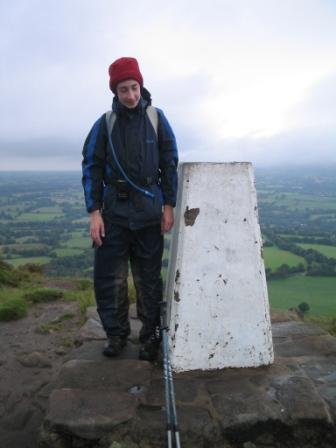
[165,162,274,372]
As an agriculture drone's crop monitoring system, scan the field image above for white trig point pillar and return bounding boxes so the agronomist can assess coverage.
[166,162,273,372]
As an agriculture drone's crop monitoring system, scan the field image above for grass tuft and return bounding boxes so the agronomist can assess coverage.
[24,288,63,303]
[306,315,336,337]
[37,312,75,334]
[0,297,28,321]
[72,278,92,291]
[63,289,95,314]
[0,259,29,287]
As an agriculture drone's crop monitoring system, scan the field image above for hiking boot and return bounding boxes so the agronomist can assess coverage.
[139,334,160,361]
[103,336,127,357]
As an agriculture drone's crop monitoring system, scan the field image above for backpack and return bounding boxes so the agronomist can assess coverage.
[105,105,159,138]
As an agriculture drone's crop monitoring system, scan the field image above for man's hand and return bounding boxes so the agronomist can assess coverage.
[90,210,105,246]
[161,205,174,234]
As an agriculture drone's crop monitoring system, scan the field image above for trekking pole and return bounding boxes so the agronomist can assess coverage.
[161,320,173,448]
[160,301,181,448]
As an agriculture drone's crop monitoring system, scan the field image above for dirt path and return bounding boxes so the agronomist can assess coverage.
[0,300,83,448]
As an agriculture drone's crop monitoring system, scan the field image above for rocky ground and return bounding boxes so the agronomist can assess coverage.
[0,299,83,448]
[1,304,336,448]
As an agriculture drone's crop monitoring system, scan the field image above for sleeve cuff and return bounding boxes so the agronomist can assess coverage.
[87,204,102,214]
[164,201,176,207]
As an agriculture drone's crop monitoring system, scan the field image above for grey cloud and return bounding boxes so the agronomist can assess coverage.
[3,113,335,171]
[0,137,82,161]
[179,73,336,166]
[1,1,336,169]
[180,127,336,166]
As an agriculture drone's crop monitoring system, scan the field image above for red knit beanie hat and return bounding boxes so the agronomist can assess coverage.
[108,57,144,93]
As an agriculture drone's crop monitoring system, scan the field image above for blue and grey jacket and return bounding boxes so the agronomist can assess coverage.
[82,91,178,230]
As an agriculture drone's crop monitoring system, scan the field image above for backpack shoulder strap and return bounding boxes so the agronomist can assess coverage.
[146,106,158,138]
[105,110,117,136]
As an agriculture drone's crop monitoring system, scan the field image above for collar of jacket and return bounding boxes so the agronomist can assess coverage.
[112,96,148,116]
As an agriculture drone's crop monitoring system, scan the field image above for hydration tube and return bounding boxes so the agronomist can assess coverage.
[106,115,155,199]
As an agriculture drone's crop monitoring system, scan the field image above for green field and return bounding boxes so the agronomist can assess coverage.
[309,213,336,220]
[72,217,89,224]
[287,194,336,211]
[0,204,26,212]
[268,276,336,316]
[259,193,336,211]
[6,256,52,267]
[16,236,39,243]
[62,231,90,249]
[297,243,336,258]
[279,234,326,240]
[34,206,63,213]
[16,212,64,222]
[54,248,85,257]
[2,243,48,251]
[263,246,305,270]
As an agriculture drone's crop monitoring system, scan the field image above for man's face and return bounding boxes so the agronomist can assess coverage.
[116,79,141,109]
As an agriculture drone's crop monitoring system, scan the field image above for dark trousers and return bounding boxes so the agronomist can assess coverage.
[93,223,163,343]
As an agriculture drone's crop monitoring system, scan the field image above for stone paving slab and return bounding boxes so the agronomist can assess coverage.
[272,321,328,338]
[45,388,138,440]
[274,334,336,357]
[65,340,141,363]
[54,359,153,391]
[297,356,336,383]
[77,317,106,341]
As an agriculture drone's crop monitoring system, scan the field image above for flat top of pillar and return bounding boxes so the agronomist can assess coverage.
[179,161,252,167]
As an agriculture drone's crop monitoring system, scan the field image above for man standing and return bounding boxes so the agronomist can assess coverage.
[82,57,178,361]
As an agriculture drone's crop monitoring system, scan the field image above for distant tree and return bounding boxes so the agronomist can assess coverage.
[275,264,290,278]
[307,263,336,277]
[289,263,305,275]
[297,302,310,317]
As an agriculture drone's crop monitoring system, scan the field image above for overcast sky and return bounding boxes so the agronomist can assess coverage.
[1,0,336,170]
